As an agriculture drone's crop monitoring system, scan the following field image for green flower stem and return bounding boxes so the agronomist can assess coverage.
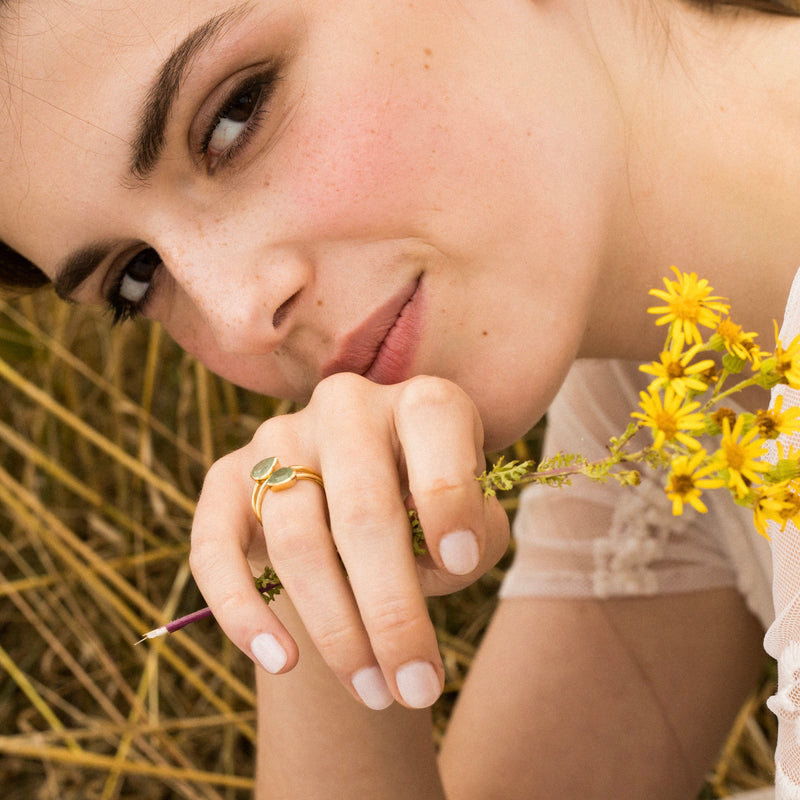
[705,375,762,408]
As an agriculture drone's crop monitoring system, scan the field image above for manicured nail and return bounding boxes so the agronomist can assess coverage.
[439,529,479,575]
[396,661,441,708]
[251,633,288,674]
[352,666,394,710]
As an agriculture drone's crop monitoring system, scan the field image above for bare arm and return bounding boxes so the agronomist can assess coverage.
[254,594,446,800]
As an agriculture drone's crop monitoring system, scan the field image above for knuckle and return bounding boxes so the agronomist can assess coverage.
[252,408,298,442]
[214,587,253,620]
[397,375,470,417]
[334,487,394,531]
[312,616,357,656]
[366,595,423,641]
[421,476,468,500]
[200,452,238,491]
[310,371,368,407]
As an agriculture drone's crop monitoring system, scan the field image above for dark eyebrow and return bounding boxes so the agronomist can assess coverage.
[53,5,254,299]
[53,242,115,300]
[129,3,253,182]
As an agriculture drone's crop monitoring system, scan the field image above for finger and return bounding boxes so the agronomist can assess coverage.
[189,454,299,676]
[393,376,497,578]
[257,473,395,710]
[417,488,510,598]
[310,376,444,710]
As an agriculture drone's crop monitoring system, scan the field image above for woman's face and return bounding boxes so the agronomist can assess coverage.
[0,0,622,449]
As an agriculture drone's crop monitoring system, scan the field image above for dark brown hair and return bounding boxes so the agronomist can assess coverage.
[1,0,798,293]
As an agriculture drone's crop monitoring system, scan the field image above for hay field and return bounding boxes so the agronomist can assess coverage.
[0,291,777,798]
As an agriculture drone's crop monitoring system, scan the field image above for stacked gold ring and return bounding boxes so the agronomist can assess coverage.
[250,457,325,524]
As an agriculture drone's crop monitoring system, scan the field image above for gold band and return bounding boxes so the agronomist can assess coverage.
[250,458,324,524]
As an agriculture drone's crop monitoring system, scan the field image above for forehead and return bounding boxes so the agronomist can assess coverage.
[0,0,259,266]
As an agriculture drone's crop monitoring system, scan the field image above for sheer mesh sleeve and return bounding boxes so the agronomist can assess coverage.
[502,360,773,628]
[764,270,800,799]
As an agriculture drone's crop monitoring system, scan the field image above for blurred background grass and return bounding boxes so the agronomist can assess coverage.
[0,290,778,798]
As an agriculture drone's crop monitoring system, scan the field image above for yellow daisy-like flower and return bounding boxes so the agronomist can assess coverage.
[754,395,800,440]
[665,449,724,515]
[713,317,764,366]
[648,267,730,345]
[753,482,800,539]
[774,324,800,389]
[631,386,706,452]
[639,332,716,398]
[710,414,769,498]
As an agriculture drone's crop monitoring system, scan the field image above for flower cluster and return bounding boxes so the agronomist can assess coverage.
[481,266,800,539]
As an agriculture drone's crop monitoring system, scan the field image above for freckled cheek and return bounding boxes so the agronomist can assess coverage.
[278,95,442,234]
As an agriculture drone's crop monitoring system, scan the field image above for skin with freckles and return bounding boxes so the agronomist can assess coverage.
[0,0,629,449]
[3,0,800,797]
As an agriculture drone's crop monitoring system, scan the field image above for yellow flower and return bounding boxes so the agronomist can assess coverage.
[753,482,800,539]
[712,317,764,366]
[711,407,737,433]
[665,449,724,515]
[648,267,730,345]
[710,414,769,498]
[754,395,800,439]
[639,332,715,398]
[774,324,800,389]
[631,386,706,452]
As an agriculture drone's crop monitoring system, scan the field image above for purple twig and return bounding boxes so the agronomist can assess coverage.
[135,582,281,644]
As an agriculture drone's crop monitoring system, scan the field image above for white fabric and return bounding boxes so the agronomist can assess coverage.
[764,267,800,800]
[501,359,774,628]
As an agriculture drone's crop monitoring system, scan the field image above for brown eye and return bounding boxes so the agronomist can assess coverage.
[206,86,265,156]
[120,248,160,302]
[108,247,161,325]
[226,87,261,122]
[201,67,280,168]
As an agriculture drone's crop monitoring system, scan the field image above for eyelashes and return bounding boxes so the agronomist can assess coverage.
[198,65,281,171]
[107,247,161,325]
[106,65,281,322]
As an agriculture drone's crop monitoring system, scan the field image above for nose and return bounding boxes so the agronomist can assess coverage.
[164,241,309,357]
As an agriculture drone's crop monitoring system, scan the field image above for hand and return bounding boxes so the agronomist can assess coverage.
[189,373,510,710]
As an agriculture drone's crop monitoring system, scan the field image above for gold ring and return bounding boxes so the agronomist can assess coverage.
[250,457,324,524]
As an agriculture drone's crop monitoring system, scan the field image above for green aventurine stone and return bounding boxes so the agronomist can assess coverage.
[266,466,295,487]
[251,457,278,481]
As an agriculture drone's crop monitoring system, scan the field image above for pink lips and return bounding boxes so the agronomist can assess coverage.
[323,276,423,384]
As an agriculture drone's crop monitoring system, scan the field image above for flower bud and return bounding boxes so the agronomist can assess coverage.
[722,353,746,374]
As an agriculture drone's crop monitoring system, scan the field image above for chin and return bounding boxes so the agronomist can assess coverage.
[482,413,544,455]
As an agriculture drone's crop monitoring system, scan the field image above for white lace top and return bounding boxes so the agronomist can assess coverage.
[765,267,800,799]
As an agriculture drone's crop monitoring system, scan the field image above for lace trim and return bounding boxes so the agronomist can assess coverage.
[592,478,691,597]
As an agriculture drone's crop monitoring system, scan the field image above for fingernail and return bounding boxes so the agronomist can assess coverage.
[396,661,441,708]
[439,529,479,575]
[251,633,288,674]
[352,666,394,710]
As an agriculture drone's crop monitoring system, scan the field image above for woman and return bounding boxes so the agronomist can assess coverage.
[2,0,800,797]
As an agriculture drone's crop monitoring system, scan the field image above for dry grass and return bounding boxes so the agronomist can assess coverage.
[0,291,777,798]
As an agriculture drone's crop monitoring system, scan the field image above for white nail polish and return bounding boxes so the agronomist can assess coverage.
[396,661,441,708]
[251,633,288,674]
[352,666,394,710]
[439,529,479,575]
